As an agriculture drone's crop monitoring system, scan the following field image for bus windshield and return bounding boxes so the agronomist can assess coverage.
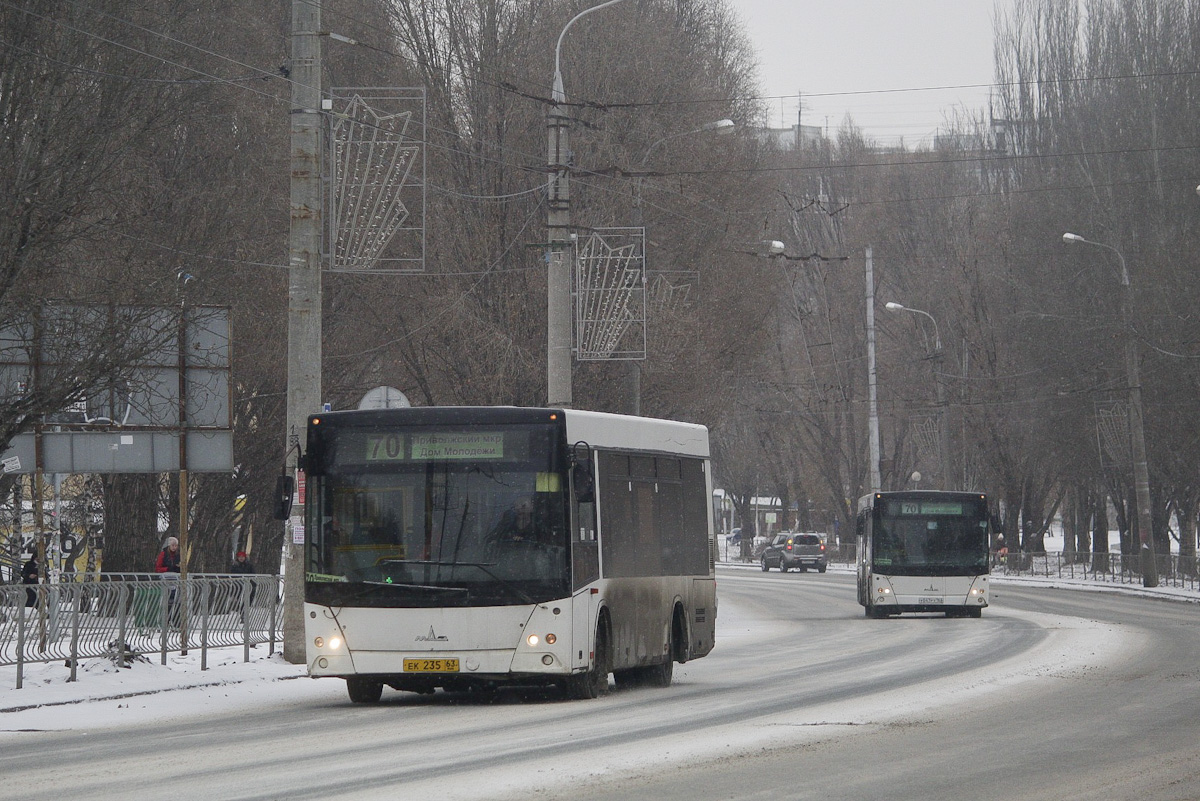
[873,498,989,575]
[305,422,570,608]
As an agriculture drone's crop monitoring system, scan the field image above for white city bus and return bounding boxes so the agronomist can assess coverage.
[301,406,716,702]
[856,490,990,618]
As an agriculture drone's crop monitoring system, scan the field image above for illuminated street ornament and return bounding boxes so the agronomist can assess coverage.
[328,89,426,273]
[575,228,646,360]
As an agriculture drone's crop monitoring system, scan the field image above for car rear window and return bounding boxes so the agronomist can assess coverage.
[796,535,821,545]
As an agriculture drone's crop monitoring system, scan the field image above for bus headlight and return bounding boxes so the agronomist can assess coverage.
[545,633,557,645]
[527,634,540,647]
[329,636,342,650]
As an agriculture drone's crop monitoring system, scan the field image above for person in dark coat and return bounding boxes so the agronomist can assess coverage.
[230,550,254,574]
[21,553,38,608]
[230,550,256,605]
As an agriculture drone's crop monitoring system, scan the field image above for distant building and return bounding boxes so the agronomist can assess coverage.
[756,123,825,151]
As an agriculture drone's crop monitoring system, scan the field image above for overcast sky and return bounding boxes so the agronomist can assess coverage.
[728,0,1012,146]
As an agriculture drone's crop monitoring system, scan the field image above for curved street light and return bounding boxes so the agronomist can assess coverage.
[547,0,630,408]
[885,301,950,488]
[1062,231,1158,587]
[884,301,942,351]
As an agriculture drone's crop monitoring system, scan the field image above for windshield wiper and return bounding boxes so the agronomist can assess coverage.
[380,558,537,605]
[335,579,469,605]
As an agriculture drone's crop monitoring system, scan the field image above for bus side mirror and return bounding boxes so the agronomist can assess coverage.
[272,475,295,520]
[573,462,594,504]
[570,441,594,504]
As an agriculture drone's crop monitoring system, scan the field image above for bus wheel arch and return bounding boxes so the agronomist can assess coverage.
[672,601,690,664]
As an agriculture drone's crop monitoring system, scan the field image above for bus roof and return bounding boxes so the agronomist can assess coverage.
[856,490,988,514]
[309,406,710,459]
[562,409,709,458]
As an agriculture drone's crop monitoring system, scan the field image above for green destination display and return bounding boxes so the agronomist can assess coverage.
[363,431,507,461]
[411,432,505,460]
[896,501,966,516]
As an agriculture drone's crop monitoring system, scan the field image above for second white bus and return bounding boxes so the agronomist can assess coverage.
[856,490,990,618]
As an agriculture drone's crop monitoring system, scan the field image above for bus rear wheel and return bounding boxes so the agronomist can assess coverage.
[346,677,383,703]
[643,617,678,688]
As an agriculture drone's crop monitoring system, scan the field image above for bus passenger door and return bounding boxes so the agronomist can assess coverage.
[856,511,869,606]
[570,455,599,670]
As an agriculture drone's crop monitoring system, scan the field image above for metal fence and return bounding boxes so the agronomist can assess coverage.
[987,550,1200,591]
[1,574,281,689]
[720,539,1200,592]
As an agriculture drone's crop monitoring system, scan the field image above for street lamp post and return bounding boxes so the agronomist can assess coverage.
[885,301,951,488]
[546,0,628,408]
[1063,232,1159,587]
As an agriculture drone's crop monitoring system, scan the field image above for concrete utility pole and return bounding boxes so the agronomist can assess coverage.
[284,0,323,663]
[865,247,882,492]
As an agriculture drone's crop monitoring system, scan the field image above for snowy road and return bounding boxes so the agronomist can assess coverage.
[3,568,1197,800]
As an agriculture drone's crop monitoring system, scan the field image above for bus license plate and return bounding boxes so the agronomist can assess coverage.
[404,658,459,673]
[918,597,943,605]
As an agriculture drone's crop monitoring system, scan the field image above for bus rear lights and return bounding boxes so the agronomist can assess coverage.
[314,636,343,650]
[545,633,557,645]
[876,587,891,594]
[314,637,323,648]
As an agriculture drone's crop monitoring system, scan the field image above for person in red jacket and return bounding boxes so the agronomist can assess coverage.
[155,536,181,625]
[156,537,181,574]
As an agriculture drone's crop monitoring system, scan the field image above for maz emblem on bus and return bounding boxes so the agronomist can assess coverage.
[416,627,449,642]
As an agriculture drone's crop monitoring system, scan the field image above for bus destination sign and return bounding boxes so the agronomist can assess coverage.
[412,432,504,460]
[897,501,966,516]
[360,431,510,463]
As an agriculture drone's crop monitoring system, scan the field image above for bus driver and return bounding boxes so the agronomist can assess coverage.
[490,496,538,546]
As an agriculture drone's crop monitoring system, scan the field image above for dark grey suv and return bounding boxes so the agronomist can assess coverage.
[760,533,828,573]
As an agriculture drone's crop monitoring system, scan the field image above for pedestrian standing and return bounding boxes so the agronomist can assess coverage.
[21,552,38,608]
[230,550,256,605]
[155,536,181,624]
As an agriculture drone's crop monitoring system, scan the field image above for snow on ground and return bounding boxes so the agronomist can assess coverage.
[0,643,329,734]
[1,567,1196,737]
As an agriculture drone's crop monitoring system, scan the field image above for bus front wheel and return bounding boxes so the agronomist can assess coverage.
[346,677,383,703]
[566,618,611,699]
